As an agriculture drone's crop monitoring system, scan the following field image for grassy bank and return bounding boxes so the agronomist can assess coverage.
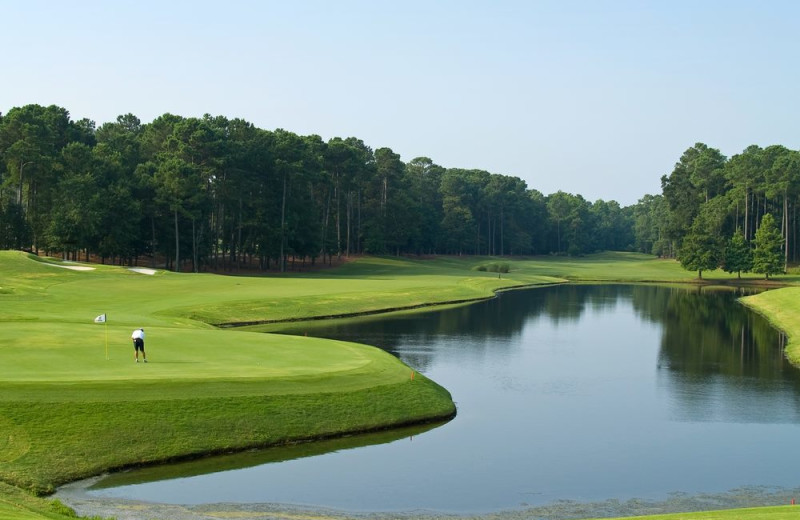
[741,287,800,365]
[2,250,800,520]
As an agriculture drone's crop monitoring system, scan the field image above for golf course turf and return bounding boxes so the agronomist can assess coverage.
[2,249,800,520]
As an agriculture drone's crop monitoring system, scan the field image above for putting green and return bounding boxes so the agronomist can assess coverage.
[1,324,388,384]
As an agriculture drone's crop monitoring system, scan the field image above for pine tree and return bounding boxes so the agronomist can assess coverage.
[678,231,720,279]
[752,213,784,280]
[678,211,723,279]
[722,228,752,279]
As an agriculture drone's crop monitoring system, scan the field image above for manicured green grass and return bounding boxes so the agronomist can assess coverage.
[741,287,800,365]
[502,251,800,284]
[2,249,800,520]
[0,251,457,496]
[3,253,560,328]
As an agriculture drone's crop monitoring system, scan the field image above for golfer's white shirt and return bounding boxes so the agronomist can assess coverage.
[132,329,145,340]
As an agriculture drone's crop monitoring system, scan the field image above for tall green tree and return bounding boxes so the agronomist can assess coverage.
[589,199,632,252]
[661,143,726,251]
[172,116,225,271]
[752,213,784,279]
[292,134,324,266]
[439,169,482,254]
[722,228,752,279]
[94,114,146,263]
[546,191,572,254]
[45,142,99,258]
[0,104,77,251]
[724,145,762,240]
[405,157,444,254]
[91,142,142,263]
[323,138,373,257]
[364,147,405,253]
[153,156,203,271]
[484,174,531,255]
[273,129,306,271]
[527,189,549,254]
[632,194,670,256]
[677,201,726,279]
[223,123,273,270]
[137,114,185,266]
[546,191,591,255]
[767,147,800,270]
[678,228,719,279]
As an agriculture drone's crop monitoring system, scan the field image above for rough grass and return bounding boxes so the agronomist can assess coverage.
[0,483,84,519]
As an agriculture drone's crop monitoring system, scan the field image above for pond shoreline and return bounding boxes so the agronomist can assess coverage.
[215,277,789,329]
[215,282,555,328]
[56,478,800,520]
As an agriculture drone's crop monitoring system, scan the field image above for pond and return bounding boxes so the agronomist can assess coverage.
[77,284,800,515]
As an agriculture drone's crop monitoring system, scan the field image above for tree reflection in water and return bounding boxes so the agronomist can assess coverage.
[269,285,793,419]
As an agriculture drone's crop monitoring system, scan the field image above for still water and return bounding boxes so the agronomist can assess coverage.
[86,285,800,513]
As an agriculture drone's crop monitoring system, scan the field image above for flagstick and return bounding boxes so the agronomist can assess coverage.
[104,315,109,360]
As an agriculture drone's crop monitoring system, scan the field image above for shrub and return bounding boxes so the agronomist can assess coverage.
[472,262,510,273]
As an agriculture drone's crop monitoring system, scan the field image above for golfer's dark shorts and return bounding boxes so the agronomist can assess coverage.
[133,338,145,351]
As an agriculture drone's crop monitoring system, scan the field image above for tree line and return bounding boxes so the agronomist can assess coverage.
[0,105,792,277]
[0,104,634,271]
[634,142,795,279]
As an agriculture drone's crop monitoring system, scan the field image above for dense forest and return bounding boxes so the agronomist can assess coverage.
[0,104,633,271]
[0,104,795,275]
[653,142,798,278]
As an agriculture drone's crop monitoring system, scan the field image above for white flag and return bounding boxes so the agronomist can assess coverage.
[94,313,106,323]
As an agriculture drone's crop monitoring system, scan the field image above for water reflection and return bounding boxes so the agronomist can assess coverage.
[90,422,444,490]
[267,285,791,405]
[83,284,800,513]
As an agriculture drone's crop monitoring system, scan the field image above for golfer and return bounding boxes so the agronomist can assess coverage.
[131,328,147,363]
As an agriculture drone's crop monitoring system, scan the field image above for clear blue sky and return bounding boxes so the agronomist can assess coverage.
[2,0,799,205]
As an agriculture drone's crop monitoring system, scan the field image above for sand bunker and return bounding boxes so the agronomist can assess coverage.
[43,263,96,271]
[128,267,157,275]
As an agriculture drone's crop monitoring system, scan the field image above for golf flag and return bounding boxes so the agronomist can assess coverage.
[94,313,109,359]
